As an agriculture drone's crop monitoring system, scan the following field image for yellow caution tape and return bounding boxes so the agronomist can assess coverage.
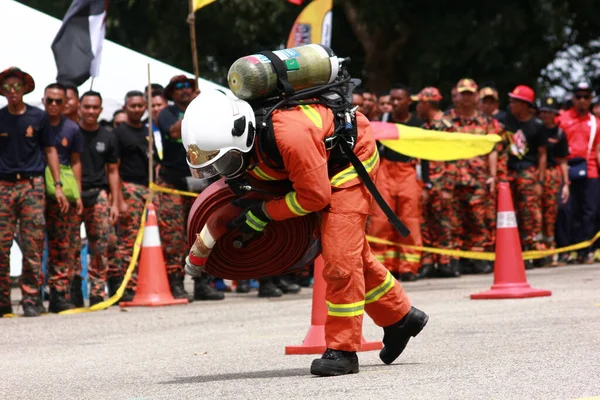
[150,182,199,198]
[366,231,600,261]
[58,200,150,314]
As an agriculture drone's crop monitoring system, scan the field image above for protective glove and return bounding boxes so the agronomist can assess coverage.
[225,177,250,197]
[227,198,272,235]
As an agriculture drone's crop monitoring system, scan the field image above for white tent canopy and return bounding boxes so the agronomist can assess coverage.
[0,0,231,121]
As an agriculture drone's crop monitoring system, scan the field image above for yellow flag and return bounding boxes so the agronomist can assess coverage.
[193,0,217,11]
[287,0,333,48]
[370,122,502,161]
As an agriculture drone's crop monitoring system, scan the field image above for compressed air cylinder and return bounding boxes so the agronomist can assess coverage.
[227,44,340,101]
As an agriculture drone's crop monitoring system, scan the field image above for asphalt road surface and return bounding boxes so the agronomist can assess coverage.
[2,264,599,400]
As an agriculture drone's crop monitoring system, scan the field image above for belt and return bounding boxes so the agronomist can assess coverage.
[0,172,42,182]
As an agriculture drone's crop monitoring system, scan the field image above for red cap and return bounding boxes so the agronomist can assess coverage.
[508,85,535,105]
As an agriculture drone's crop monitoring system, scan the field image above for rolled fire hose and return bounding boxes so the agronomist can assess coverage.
[186,179,321,280]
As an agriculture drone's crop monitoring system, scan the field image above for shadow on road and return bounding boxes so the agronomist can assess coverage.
[161,368,309,384]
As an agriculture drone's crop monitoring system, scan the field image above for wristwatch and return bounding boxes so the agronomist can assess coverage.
[54,181,63,187]
[423,182,433,190]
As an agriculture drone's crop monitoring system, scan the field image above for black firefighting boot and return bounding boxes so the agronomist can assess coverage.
[473,260,493,274]
[169,274,193,302]
[235,280,251,293]
[437,260,460,278]
[36,292,47,314]
[418,263,435,279]
[48,287,75,313]
[379,306,429,365]
[193,273,225,301]
[89,295,104,307]
[310,348,359,376]
[70,275,84,308]
[258,277,282,298]
[272,276,301,294]
[0,304,12,317]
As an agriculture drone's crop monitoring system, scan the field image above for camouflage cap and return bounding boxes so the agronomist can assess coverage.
[456,78,478,93]
[411,87,443,102]
[479,86,499,100]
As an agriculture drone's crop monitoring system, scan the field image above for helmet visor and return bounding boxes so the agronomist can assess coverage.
[188,149,245,180]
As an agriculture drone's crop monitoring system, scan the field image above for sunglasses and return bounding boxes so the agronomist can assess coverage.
[2,82,23,92]
[574,94,591,100]
[174,81,192,90]
[45,98,64,105]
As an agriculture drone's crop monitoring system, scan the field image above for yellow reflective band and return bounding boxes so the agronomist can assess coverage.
[326,300,365,317]
[330,150,379,187]
[251,167,277,181]
[246,211,267,232]
[375,254,385,262]
[365,271,395,305]
[299,105,323,129]
[384,250,398,258]
[284,191,310,216]
[400,253,421,262]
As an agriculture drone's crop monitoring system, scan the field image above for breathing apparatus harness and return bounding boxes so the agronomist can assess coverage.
[236,51,410,238]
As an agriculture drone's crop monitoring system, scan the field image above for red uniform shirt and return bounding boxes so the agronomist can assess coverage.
[557,109,600,178]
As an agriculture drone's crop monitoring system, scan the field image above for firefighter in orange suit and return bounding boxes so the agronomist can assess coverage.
[367,87,424,281]
[181,89,428,377]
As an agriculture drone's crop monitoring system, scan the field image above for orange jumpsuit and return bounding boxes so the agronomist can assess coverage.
[249,104,412,351]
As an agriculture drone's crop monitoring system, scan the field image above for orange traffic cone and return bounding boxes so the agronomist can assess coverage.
[120,204,189,307]
[471,182,552,299]
[285,256,382,354]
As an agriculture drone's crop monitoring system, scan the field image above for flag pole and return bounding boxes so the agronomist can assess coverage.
[89,77,95,91]
[146,63,155,203]
[187,0,201,85]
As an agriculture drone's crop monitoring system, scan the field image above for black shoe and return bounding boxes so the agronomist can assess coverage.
[193,274,225,301]
[380,306,429,365]
[0,304,13,317]
[311,348,359,376]
[107,276,122,298]
[399,272,418,282]
[258,278,283,298]
[459,258,474,274]
[48,288,75,313]
[70,275,84,308]
[418,264,434,279]
[437,262,460,278]
[120,288,135,303]
[473,260,493,274]
[22,300,41,317]
[89,296,104,307]
[236,280,251,293]
[169,274,193,302]
[36,292,47,314]
[273,276,301,294]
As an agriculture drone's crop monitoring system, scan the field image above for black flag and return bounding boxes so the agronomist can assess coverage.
[51,0,107,86]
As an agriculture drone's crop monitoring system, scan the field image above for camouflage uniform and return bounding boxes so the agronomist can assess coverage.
[509,167,542,249]
[542,166,562,247]
[114,182,150,288]
[0,177,46,305]
[46,197,81,293]
[420,116,456,266]
[80,190,110,298]
[442,109,502,254]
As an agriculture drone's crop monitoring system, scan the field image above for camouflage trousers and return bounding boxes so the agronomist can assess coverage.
[0,177,45,305]
[541,166,562,248]
[107,182,149,289]
[154,177,195,277]
[80,190,110,297]
[421,186,455,265]
[454,183,491,252]
[46,197,81,293]
[509,167,542,249]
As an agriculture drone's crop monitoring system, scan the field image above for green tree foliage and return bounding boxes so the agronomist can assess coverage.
[16,0,600,102]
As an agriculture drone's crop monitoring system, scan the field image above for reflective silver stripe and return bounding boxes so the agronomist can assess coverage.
[365,271,395,304]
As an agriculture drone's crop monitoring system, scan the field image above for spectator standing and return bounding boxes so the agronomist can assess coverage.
[63,83,80,123]
[478,86,507,121]
[556,82,600,264]
[75,91,120,306]
[414,87,459,278]
[156,75,223,301]
[537,97,569,265]
[502,85,548,266]
[0,67,68,317]
[43,83,84,312]
[442,79,500,275]
[367,86,423,281]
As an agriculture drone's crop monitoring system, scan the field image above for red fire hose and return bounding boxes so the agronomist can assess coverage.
[187,179,321,280]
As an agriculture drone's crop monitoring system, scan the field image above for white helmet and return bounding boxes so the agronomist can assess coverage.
[182,89,255,180]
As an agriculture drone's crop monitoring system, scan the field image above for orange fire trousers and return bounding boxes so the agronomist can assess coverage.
[322,183,412,352]
[366,158,422,274]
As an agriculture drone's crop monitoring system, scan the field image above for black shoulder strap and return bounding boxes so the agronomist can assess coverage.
[258,51,294,97]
